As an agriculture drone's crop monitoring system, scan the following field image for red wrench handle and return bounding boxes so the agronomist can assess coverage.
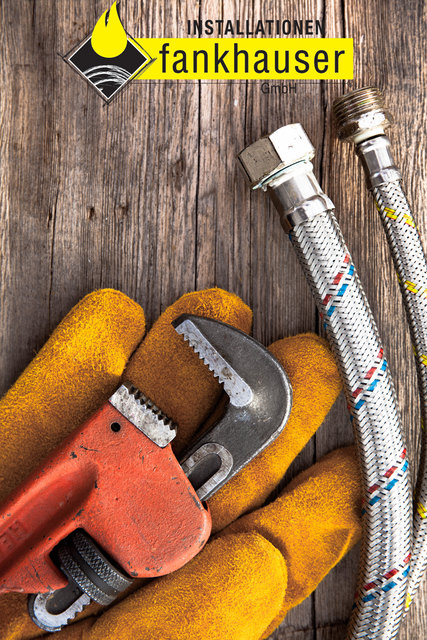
[0,400,211,594]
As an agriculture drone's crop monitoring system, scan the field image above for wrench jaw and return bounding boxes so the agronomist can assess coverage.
[173,314,293,501]
[28,591,91,633]
[173,317,253,407]
[110,383,177,446]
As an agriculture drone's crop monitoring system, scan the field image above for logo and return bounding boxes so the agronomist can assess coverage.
[65,3,353,97]
[65,2,155,103]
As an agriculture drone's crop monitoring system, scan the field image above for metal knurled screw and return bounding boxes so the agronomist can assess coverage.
[57,530,133,605]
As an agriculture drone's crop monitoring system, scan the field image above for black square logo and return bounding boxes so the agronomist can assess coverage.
[66,35,153,102]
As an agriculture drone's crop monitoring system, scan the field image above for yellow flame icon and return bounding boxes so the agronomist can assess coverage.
[91,2,127,58]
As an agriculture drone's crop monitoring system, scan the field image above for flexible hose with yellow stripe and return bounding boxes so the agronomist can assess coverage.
[373,181,427,609]
[334,87,427,611]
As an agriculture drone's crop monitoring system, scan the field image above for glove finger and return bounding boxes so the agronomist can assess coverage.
[124,287,252,453]
[0,289,145,502]
[0,594,98,640]
[0,290,145,639]
[209,333,342,531]
[0,593,36,640]
[68,446,359,640]
[224,445,362,638]
[84,533,286,640]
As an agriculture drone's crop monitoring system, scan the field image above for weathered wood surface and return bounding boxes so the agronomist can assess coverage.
[1,0,426,637]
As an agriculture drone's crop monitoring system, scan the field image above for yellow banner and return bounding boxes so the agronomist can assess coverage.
[134,38,353,80]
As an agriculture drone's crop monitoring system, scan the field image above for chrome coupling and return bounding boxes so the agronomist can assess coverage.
[238,123,334,231]
[333,87,401,187]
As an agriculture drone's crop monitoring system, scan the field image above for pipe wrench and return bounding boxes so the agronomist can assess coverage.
[0,315,292,631]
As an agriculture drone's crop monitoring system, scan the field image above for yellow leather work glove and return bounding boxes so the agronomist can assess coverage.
[0,288,361,640]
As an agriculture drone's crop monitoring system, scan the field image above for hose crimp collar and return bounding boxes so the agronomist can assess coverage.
[357,136,402,189]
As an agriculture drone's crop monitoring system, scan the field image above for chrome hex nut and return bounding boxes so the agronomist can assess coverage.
[237,123,315,189]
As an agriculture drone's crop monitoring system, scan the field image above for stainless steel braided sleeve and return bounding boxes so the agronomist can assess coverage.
[290,210,412,640]
[333,86,427,611]
[238,123,412,640]
[373,181,427,609]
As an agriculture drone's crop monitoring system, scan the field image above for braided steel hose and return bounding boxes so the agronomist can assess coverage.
[291,210,411,638]
[238,124,412,640]
[334,87,427,611]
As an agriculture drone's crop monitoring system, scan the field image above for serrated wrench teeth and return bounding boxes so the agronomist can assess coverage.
[173,314,292,500]
[174,318,253,407]
[28,592,91,633]
[109,383,177,447]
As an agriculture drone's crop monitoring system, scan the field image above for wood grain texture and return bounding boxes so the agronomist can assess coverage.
[0,0,426,638]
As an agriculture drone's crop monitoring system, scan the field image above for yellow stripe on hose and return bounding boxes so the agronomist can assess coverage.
[417,502,427,519]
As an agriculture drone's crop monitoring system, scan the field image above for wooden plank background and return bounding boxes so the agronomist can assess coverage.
[1,0,426,637]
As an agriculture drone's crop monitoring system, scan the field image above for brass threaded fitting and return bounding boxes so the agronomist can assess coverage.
[333,87,393,143]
